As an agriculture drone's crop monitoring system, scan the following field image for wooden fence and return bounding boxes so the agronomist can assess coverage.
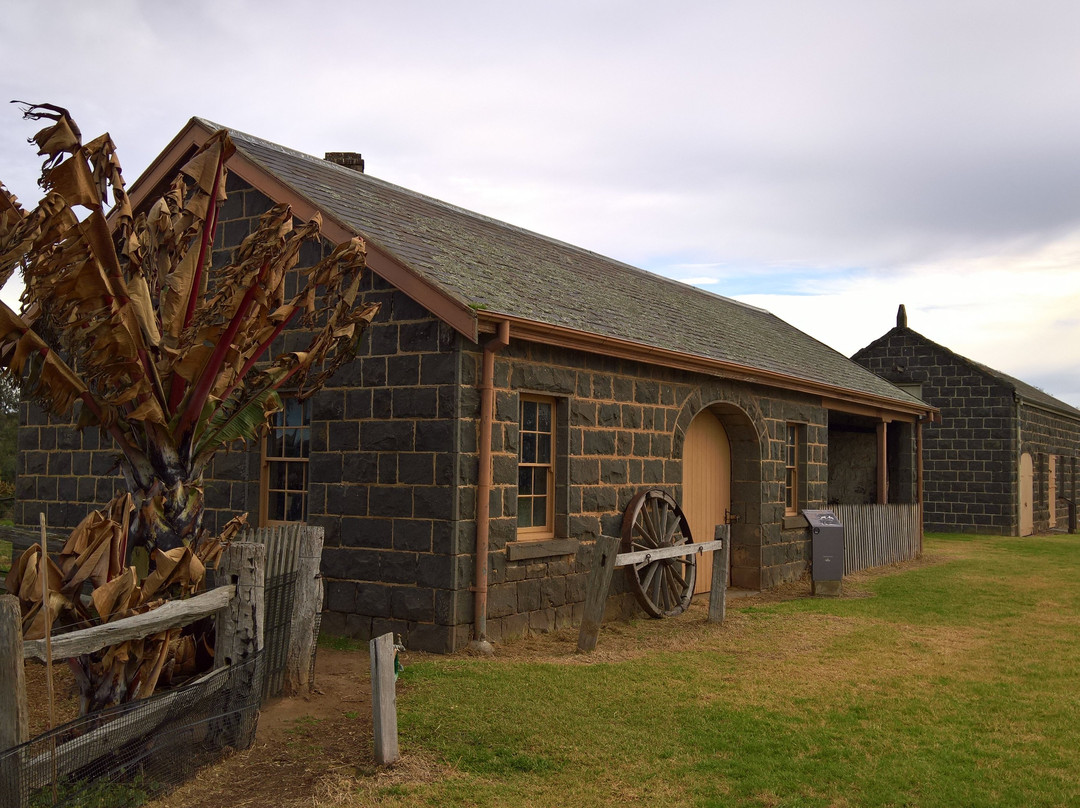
[238,524,324,699]
[832,503,921,574]
[0,542,265,807]
[0,523,324,806]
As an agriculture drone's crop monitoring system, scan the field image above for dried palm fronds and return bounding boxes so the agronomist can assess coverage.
[5,493,243,712]
[0,102,378,554]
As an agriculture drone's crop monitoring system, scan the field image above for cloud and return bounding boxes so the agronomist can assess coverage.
[732,233,1080,406]
[1,0,1078,405]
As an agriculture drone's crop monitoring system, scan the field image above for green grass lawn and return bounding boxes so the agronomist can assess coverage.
[334,533,1080,807]
[0,538,9,575]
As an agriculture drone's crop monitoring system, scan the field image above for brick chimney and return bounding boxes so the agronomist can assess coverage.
[324,152,364,173]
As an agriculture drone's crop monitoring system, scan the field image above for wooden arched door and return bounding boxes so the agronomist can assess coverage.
[1020,452,1034,536]
[683,409,731,594]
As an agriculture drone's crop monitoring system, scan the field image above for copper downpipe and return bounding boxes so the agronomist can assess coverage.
[472,320,510,650]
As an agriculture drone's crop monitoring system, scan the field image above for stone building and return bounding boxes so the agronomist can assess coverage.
[16,120,933,652]
[853,305,1080,536]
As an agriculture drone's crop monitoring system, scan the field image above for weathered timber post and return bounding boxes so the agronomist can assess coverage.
[708,524,730,623]
[370,632,400,766]
[216,542,265,750]
[0,595,28,808]
[284,526,324,695]
[576,535,621,653]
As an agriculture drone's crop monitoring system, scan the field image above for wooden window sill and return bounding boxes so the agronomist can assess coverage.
[507,537,579,561]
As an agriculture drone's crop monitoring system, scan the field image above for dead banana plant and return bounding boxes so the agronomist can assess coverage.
[4,493,248,711]
[0,102,378,558]
[0,102,378,712]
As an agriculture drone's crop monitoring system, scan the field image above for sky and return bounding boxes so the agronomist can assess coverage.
[2,0,1079,404]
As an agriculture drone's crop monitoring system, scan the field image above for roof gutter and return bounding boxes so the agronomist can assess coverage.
[470,318,510,654]
[477,313,937,421]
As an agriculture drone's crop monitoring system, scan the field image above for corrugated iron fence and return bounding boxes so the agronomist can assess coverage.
[833,503,921,574]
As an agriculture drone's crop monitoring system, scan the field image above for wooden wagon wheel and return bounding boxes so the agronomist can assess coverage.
[620,489,696,618]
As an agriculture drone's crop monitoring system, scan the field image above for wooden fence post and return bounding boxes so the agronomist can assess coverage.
[370,632,400,766]
[216,541,265,750]
[1,594,28,808]
[284,526,324,695]
[708,525,729,623]
[576,535,621,653]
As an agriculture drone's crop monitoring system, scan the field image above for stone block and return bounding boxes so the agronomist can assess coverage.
[399,320,441,352]
[528,608,556,634]
[387,355,421,387]
[322,547,381,581]
[415,420,454,452]
[517,578,542,611]
[487,583,517,618]
[394,387,439,419]
[583,430,616,456]
[394,519,432,552]
[416,554,455,589]
[414,485,454,519]
[391,586,434,621]
[360,420,414,451]
[341,516,393,549]
[421,353,458,385]
[540,577,567,608]
[368,486,413,518]
[325,579,357,613]
[381,551,419,584]
[407,623,456,654]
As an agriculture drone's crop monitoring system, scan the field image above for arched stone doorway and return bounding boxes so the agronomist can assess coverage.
[678,400,763,591]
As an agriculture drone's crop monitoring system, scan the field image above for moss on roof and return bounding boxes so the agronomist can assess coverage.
[207,121,923,408]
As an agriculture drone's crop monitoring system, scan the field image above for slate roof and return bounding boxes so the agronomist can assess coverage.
[971,360,1080,420]
[203,121,925,409]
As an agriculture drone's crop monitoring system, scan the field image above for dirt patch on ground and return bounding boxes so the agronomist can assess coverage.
[19,551,950,806]
[150,650,381,808]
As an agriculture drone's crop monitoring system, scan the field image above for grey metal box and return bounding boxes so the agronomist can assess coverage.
[802,509,844,596]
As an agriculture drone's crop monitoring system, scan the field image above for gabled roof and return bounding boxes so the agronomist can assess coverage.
[971,360,1080,420]
[126,119,932,419]
[856,324,1080,421]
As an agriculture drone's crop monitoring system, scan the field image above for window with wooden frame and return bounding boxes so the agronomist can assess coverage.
[785,424,801,516]
[517,395,556,539]
[261,398,311,525]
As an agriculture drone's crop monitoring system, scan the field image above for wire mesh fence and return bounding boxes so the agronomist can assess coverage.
[0,651,264,807]
[261,569,298,700]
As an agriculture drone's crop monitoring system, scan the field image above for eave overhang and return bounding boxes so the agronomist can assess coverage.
[477,312,938,423]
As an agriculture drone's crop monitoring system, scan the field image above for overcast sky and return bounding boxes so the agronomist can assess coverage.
[2,0,1079,404]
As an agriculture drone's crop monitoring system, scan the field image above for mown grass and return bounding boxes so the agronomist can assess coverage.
[321,532,1080,807]
[0,538,10,575]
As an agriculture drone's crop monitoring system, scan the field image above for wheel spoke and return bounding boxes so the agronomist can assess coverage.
[640,561,660,594]
[658,562,671,611]
[663,517,682,547]
[667,562,688,591]
[639,505,659,547]
[649,562,664,608]
[665,562,683,609]
[656,501,669,547]
[634,523,658,549]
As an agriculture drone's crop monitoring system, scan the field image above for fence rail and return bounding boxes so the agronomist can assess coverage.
[833,503,921,574]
